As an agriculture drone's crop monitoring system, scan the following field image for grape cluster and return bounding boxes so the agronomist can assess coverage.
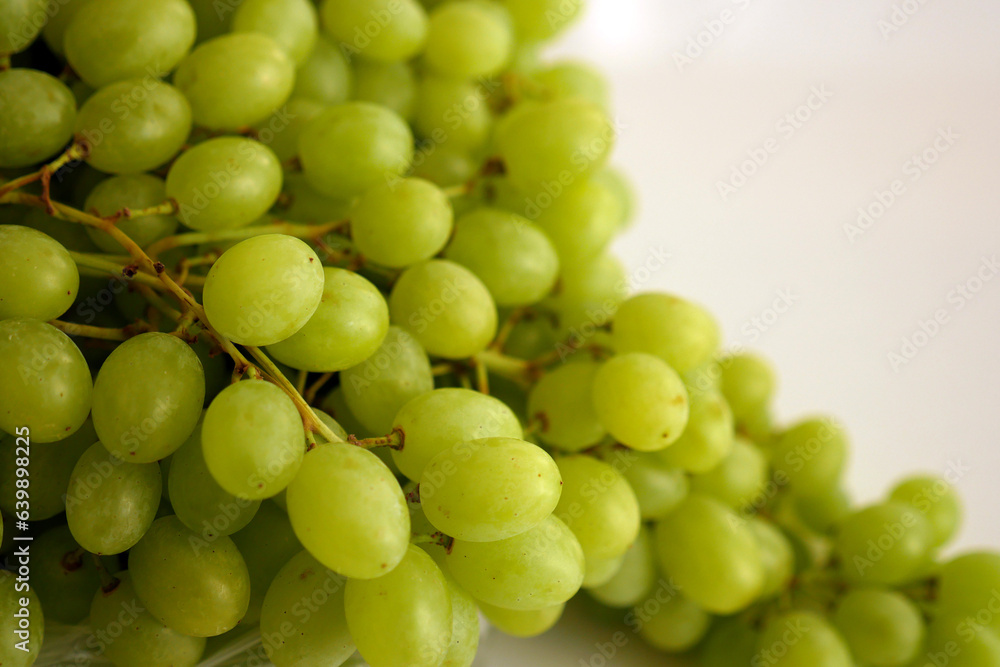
[0,1,996,667]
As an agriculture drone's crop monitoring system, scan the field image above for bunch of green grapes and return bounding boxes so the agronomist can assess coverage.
[1,1,996,667]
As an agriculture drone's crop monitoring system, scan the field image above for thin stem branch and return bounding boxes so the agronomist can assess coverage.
[348,428,405,451]
[296,369,308,396]
[69,251,166,290]
[49,320,146,341]
[145,219,348,260]
[304,372,334,405]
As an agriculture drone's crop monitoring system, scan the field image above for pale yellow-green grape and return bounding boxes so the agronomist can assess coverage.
[0,0,48,56]
[612,293,720,375]
[41,0,91,54]
[835,501,933,585]
[90,572,206,667]
[293,34,352,103]
[441,574,480,667]
[345,546,453,667]
[277,171,353,223]
[350,178,453,269]
[286,443,409,578]
[167,137,283,232]
[496,99,613,190]
[341,326,435,434]
[260,550,354,667]
[389,259,498,359]
[593,166,638,229]
[544,250,626,337]
[925,614,1000,667]
[413,75,493,150]
[636,593,711,654]
[231,501,302,626]
[586,526,658,607]
[83,174,179,251]
[0,419,93,519]
[391,388,522,481]
[889,475,962,548]
[75,78,192,174]
[130,515,250,637]
[202,380,305,499]
[254,97,328,163]
[447,515,584,611]
[0,570,43,667]
[479,600,565,638]
[92,332,204,462]
[424,1,513,78]
[532,177,620,266]
[534,61,610,109]
[501,0,584,42]
[527,360,606,451]
[202,234,325,346]
[795,486,852,534]
[444,207,559,307]
[937,553,1000,634]
[32,525,101,624]
[232,0,318,65]
[688,437,767,508]
[771,418,848,497]
[411,146,478,188]
[353,59,416,119]
[269,267,389,371]
[582,552,625,588]
[757,612,853,667]
[719,352,776,421]
[0,225,79,321]
[174,33,295,130]
[555,454,640,561]
[0,69,76,168]
[0,319,93,442]
[64,0,195,87]
[299,101,414,198]
[319,0,428,63]
[654,494,764,613]
[832,588,925,667]
[747,518,794,599]
[592,352,690,452]
[620,453,689,520]
[420,436,562,542]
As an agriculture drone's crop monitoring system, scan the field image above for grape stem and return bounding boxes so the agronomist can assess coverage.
[133,283,183,322]
[348,428,405,451]
[304,372,334,405]
[90,553,120,593]
[49,319,151,341]
[473,349,535,388]
[108,198,180,221]
[144,219,349,261]
[0,141,88,208]
[68,251,167,290]
[490,307,530,351]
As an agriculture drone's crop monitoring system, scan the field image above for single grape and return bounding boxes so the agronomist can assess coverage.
[501,0,584,42]
[582,552,626,588]
[31,525,101,624]
[719,352,777,421]
[173,33,295,130]
[353,59,416,118]
[202,380,305,499]
[889,475,962,548]
[688,436,767,509]
[75,78,192,174]
[391,388,522,481]
[756,611,852,667]
[0,225,79,321]
[657,388,734,473]
[411,146,479,187]
[40,0,90,54]
[532,177,621,266]
[636,593,710,653]
[0,69,76,168]
[937,552,1000,634]
[441,574,480,667]
[424,1,513,78]
[232,0,318,65]
[0,0,48,56]
[527,360,606,451]
[202,234,324,346]
[770,418,848,497]
[167,137,283,232]
[544,251,626,337]
[413,75,493,150]
[534,61,609,109]
[835,501,934,585]
[832,588,924,667]
[83,174,179,251]
[621,453,689,520]
[319,0,428,63]
[748,518,795,599]
[587,525,658,607]
[231,501,302,626]
[479,601,564,638]
[293,34,352,104]
[0,570,43,667]
[612,293,720,375]
[593,166,638,228]
[555,454,640,561]
[0,319,92,442]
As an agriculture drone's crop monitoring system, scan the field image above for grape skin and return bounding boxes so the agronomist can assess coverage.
[0,69,76,168]
[0,225,79,321]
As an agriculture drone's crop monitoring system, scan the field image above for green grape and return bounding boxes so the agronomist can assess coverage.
[389,259,498,359]
[532,177,620,265]
[582,552,625,588]
[260,549,354,667]
[424,1,513,78]
[796,486,852,534]
[75,78,191,174]
[832,588,924,666]
[82,174,178,251]
[593,166,638,228]
[92,332,204,462]
[555,454,640,560]
[756,611,852,667]
[350,177,453,269]
[441,575,480,667]
[719,352,777,420]
[413,75,493,150]
[353,59,416,118]
[771,418,848,497]
[202,234,324,346]
[167,137,283,232]
[411,146,478,187]
[592,352,689,452]
[129,515,250,637]
[232,0,318,65]
[32,525,101,624]
[496,99,613,190]
[544,250,626,336]
[688,436,767,508]
[925,614,1000,667]
[269,267,389,371]
[299,101,414,198]
[231,501,302,626]
[293,34,352,104]
[341,326,435,435]
[254,97,327,163]
[653,494,764,613]
[187,0,232,43]
[202,380,305,499]
[889,475,962,548]
[699,617,760,667]
[286,443,409,578]
[346,545,452,667]
[66,443,161,554]
[41,0,91,54]
[0,225,79,321]
[174,33,295,130]
[938,553,1000,634]
[420,436,561,542]
[621,453,689,520]
[447,514,584,611]
[501,0,584,42]
[612,293,720,375]
[534,61,609,109]
[748,518,794,599]
[0,570,43,667]
[90,572,206,667]
[0,319,92,442]
[0,419,93,519]
[444,207,559,307]
[527,360,606,451]
[391,388,522,481]
[657,388,734,473]
[0,69,76,168]
[276,171,353,222]
[835,501,933,585]
[319,0,428,63]
[0,0,48,56]
[479,600,564,638]
[636,593,710,653]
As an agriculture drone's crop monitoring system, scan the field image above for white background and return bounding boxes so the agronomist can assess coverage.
[479,0,1000,664]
